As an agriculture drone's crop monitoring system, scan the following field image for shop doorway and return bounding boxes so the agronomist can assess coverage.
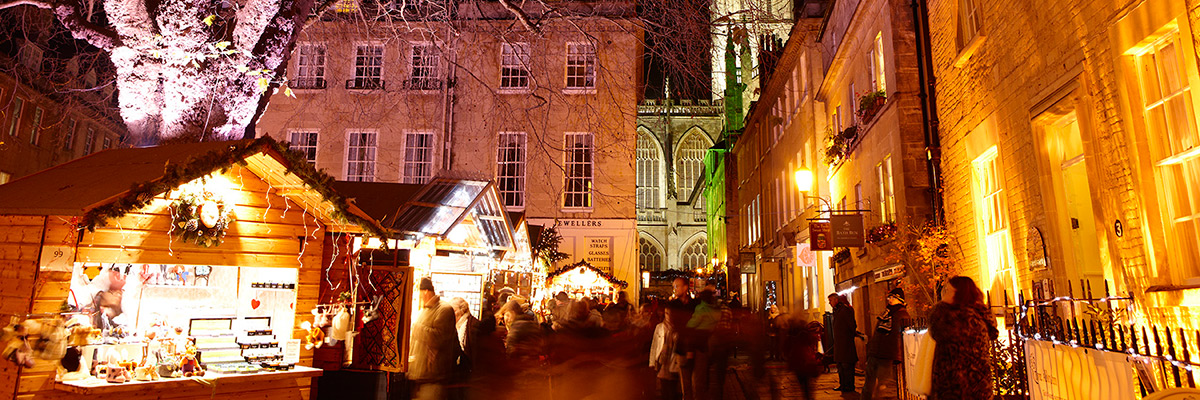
[1054,114,1104,290]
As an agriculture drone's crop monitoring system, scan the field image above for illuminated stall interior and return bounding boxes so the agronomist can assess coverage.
[0,138,386,399]
[546,260,629,300]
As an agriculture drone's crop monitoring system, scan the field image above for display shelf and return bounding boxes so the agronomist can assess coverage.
[54,366,322,395]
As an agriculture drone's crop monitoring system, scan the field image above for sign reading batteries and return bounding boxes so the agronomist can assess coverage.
[585,237,612,273]
[830,214,865,248]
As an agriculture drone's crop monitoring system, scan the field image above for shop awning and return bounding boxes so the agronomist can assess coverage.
[385,178,514,250]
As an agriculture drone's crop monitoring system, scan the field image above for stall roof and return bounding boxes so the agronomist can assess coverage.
[0,138,388,237]
[0,141,242,215]
[390,178,514,249]
[331,181,424,225]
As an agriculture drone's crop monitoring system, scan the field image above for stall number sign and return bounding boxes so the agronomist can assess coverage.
[585,237,612,273]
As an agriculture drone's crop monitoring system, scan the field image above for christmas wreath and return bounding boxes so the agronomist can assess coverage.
[169,187,233,247]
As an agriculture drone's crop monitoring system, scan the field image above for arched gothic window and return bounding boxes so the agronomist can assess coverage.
[639,237,663,270]
[676,131,710,200]
[637,131,662,208]
[680,237,708,270]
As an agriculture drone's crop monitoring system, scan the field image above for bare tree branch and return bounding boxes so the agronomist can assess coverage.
[0,0,52,9]
[302,0,337,29]
[0,0,120,49]
[52,2,119,50]
[496,0,540,34]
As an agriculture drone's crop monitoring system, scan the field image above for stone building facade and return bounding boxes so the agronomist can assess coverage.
[635,100,724,274]
[930,0,1200,326]
[0,10,126,183]
[733,19,834,315]
[256,6,643,296]
[816,0,937,329]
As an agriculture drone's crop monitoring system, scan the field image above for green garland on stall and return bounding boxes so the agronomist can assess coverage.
[78,137,391,241]
[546,260,628,289]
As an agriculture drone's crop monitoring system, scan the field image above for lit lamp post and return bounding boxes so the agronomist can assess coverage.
[794,168,832,210]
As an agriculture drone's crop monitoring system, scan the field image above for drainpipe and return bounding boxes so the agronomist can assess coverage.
[911,0,943,225]
[442,29,458,171]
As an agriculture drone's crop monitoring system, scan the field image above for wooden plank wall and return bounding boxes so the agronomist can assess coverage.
[0,215,47,400]
[12,165,332,400]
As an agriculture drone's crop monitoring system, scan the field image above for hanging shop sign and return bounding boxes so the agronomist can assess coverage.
[873,264,905,282]
[830,214,865,248]
[810,221,833,251]
[795,242,816,268]
[739,252,757,274]
[585,236,612,273]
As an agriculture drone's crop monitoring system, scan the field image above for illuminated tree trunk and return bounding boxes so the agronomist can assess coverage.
[3,0,328,143]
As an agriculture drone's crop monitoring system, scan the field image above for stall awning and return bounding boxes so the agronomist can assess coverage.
[546,260,628,289]
[392,179,512,249]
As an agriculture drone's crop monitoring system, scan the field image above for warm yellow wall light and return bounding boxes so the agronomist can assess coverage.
[794,168,814,193]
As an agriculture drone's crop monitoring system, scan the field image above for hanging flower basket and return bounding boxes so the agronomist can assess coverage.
[866,222,898,244]
[857,90,887,123]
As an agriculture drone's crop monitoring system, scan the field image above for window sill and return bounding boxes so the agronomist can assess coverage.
[954,35,986,68]
[347,89,386,94]
[498,88,532,95]
[562,88,597,95]
[560,207,594,214]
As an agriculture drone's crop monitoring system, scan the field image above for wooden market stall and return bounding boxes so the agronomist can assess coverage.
[0,138,388,400]
[545,260,628,300]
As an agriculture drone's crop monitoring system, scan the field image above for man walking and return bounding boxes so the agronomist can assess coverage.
[409,277,459,400]
[829,293,858,393]
[861,288,912,400]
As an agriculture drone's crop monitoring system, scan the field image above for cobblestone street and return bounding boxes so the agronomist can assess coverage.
[725,358,898,400]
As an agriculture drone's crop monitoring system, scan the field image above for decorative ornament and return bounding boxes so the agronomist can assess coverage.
[169,185,233,248]
[250,298,261,310]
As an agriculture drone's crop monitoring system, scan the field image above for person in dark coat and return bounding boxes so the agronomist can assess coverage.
[448,297,479,400]
[829,293,858,393]
[861,287,912,400]
[409,277,460,400]
[929,276,998,400]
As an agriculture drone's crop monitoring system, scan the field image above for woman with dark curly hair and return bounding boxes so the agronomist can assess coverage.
[929,276,999,399]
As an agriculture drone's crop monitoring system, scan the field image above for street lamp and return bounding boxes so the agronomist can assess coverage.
[794,168,831,210]
[794,168,814,194]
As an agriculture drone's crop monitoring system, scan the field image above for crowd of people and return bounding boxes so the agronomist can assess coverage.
[405,274,1000,400]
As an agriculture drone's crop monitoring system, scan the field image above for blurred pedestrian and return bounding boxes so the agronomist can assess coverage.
[782,316,821,400]
[683,288,719,400]
[409,277,459,400]
[604,290,633,331]
[448,297,479,400]
[829,293,858,393]
[653,304,688,400]
[498,299,544,364]
[929,276,998,399]
[861,288,912,400]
